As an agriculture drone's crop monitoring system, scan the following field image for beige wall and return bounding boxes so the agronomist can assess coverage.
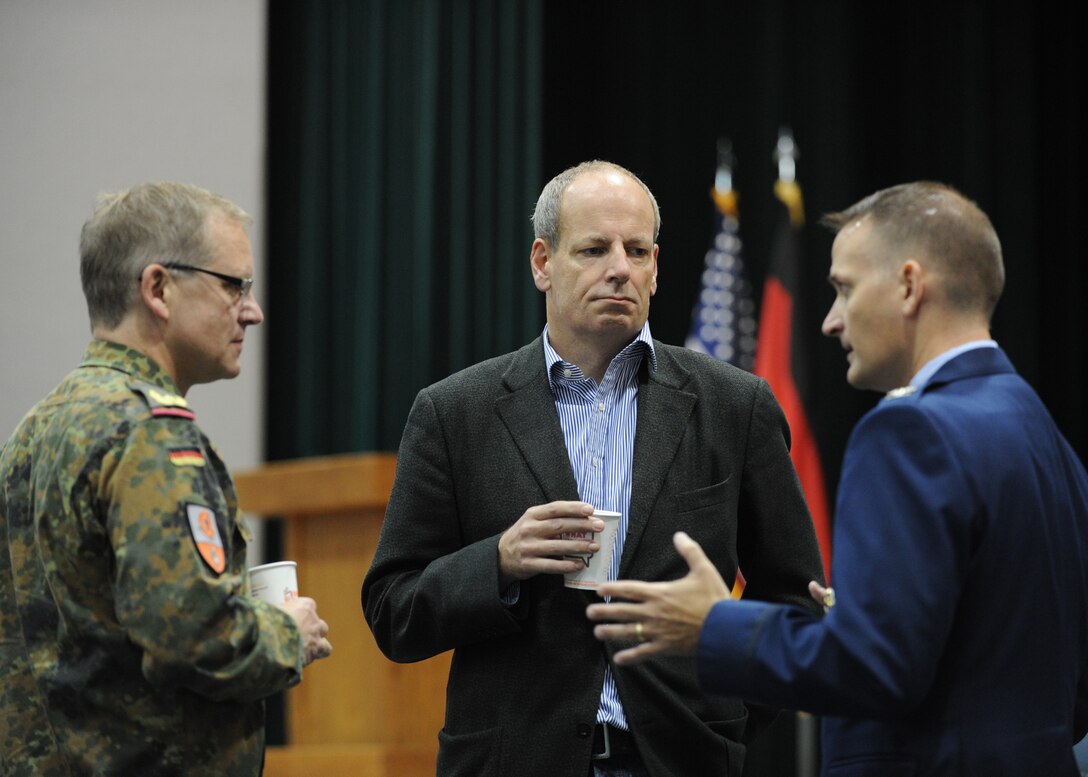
[0,0,266,470]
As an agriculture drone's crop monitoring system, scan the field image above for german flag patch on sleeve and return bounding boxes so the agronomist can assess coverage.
[169,448,206,467]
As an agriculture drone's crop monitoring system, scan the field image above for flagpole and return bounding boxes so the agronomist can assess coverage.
[775,125,797,184]
[773,126,820,777]
[716,137,736,193]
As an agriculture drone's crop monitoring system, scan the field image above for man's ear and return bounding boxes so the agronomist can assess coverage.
[530,238,552,292]
[900,259,925,317]
[138,264,172,322]
[649,244,659,296]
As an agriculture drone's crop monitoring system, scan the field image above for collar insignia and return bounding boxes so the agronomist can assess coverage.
[129,382,196,420]
[885,385,919,399]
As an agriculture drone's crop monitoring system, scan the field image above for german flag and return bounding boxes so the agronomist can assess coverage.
[754,163,832,582]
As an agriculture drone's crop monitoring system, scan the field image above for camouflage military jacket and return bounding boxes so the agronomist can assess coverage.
[0,340,303,776]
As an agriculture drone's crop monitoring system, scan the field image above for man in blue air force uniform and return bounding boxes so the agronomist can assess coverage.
[589,181,1088,776]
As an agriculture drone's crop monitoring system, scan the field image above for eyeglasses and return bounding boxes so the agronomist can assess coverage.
[159,262,254,301]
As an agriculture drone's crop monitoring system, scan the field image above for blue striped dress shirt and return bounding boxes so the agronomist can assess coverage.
[542,322,657,732]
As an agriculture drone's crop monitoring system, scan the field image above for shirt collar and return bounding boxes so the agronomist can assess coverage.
[542,322,657,393]
[909,339,998,388]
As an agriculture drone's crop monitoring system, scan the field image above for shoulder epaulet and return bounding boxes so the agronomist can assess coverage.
[128,381,196,420]
[884,385,919,400]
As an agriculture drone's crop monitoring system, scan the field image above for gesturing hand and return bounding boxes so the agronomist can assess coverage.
[586,531,729,665]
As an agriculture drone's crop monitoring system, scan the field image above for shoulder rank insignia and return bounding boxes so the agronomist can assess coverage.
[185,503,226,574]
[885,385,919,400]
[169,448,206,467]
[129,382,196,420]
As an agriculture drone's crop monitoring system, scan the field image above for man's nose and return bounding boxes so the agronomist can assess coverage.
[821,304,841,337]
[241,294,265,326]
[605,246,632,280]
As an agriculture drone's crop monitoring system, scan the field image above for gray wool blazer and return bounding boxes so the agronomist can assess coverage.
[362,336,824,777]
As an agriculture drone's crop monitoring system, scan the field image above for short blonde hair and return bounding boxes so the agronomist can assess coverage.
[79,181,251,329]
[822,181,1004,320]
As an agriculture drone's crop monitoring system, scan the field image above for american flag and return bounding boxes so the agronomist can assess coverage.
[684,183,757,372]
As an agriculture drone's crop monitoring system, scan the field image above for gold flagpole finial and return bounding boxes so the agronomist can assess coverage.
[773,127,804,227]
[711,137,738,217]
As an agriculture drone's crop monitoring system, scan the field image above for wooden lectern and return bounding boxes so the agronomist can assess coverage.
[233,452,451,777]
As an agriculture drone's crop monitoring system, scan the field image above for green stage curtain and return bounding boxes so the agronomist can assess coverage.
[266,0,543,458]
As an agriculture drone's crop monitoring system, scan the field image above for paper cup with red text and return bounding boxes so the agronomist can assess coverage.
[248,560,299,605]
[563,510,621,590]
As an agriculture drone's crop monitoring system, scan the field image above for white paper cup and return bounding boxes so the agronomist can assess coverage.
[248,560,299,605]
[563,510,622,590]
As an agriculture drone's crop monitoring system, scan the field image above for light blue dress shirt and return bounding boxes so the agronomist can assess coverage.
[543,321,657,732]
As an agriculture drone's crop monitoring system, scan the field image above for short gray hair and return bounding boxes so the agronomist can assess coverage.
[80,181,251,329]
[531,160,661,248]
[821,181,1004,321]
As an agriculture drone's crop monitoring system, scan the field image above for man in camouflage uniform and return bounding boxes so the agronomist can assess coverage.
[0,182,332,776]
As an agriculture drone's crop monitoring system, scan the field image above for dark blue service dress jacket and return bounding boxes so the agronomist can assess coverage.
[697,347,1088,776]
